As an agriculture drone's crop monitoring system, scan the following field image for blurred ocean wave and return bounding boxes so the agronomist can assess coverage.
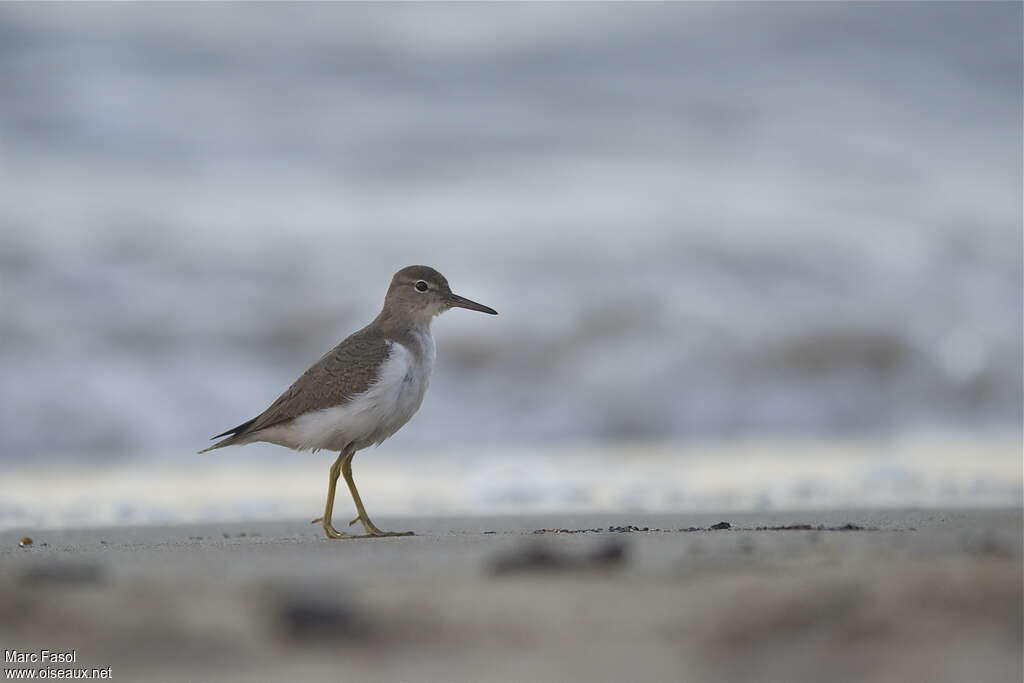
[0,2,1020,461]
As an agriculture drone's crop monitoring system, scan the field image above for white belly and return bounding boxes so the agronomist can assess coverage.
[259,337,434,453]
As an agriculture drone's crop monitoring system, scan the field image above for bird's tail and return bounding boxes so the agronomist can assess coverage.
[197,435,240,454]
[197,418,257,454]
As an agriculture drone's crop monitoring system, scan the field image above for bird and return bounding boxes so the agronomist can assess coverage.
[199,265,497,539]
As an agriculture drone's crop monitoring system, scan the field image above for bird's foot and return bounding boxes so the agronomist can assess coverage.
[321,521,360,540]
[347,515,413,537]
[313,516,410,538]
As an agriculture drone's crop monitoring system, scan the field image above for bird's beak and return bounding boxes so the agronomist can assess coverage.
[447,293,498,315]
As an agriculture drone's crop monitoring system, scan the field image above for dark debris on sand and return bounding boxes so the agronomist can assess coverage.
[528,521,878,535]
[490,540,628,575]
[280,601,363,642]
[753,523,875,531]
[20,563,105,587]
[530,525,665,535]
[529,522,727,535]
[275,589,373,644]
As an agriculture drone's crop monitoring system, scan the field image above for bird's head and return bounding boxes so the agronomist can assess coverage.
[383,265,497,324]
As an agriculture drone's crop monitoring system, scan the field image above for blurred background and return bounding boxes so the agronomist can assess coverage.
[1,2,1021,528]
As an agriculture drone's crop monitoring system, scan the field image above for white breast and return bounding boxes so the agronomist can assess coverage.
[258,336,434,453]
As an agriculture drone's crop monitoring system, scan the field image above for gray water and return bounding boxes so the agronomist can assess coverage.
[1,2,1021,463]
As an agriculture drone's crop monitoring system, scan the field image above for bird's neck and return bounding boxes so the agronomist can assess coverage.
[370,309,434,347]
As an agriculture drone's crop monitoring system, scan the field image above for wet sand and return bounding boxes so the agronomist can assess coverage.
[2,509,1021,683]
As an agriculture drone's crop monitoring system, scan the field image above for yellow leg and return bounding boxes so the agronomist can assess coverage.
[320,451,356,540]
[342,450,413,537]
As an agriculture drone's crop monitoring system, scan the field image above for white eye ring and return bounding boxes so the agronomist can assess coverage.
[414,280,429,292]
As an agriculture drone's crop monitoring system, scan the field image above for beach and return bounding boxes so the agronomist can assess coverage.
[3,509,1020,683]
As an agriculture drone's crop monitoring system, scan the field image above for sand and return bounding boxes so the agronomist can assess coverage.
[2,509,1021,683]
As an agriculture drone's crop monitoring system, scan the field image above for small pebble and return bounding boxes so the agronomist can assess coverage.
[18,536,33,548]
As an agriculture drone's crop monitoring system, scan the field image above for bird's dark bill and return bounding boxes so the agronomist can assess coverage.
[447,294,497,315]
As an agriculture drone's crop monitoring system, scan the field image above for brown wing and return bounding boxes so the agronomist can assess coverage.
[203,331,391,449]
[248,332,391,433]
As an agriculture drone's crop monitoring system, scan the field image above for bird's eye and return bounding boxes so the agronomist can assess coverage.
[415,280,429,292]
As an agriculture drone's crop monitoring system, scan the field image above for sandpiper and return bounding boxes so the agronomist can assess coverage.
[199,265,497,539]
